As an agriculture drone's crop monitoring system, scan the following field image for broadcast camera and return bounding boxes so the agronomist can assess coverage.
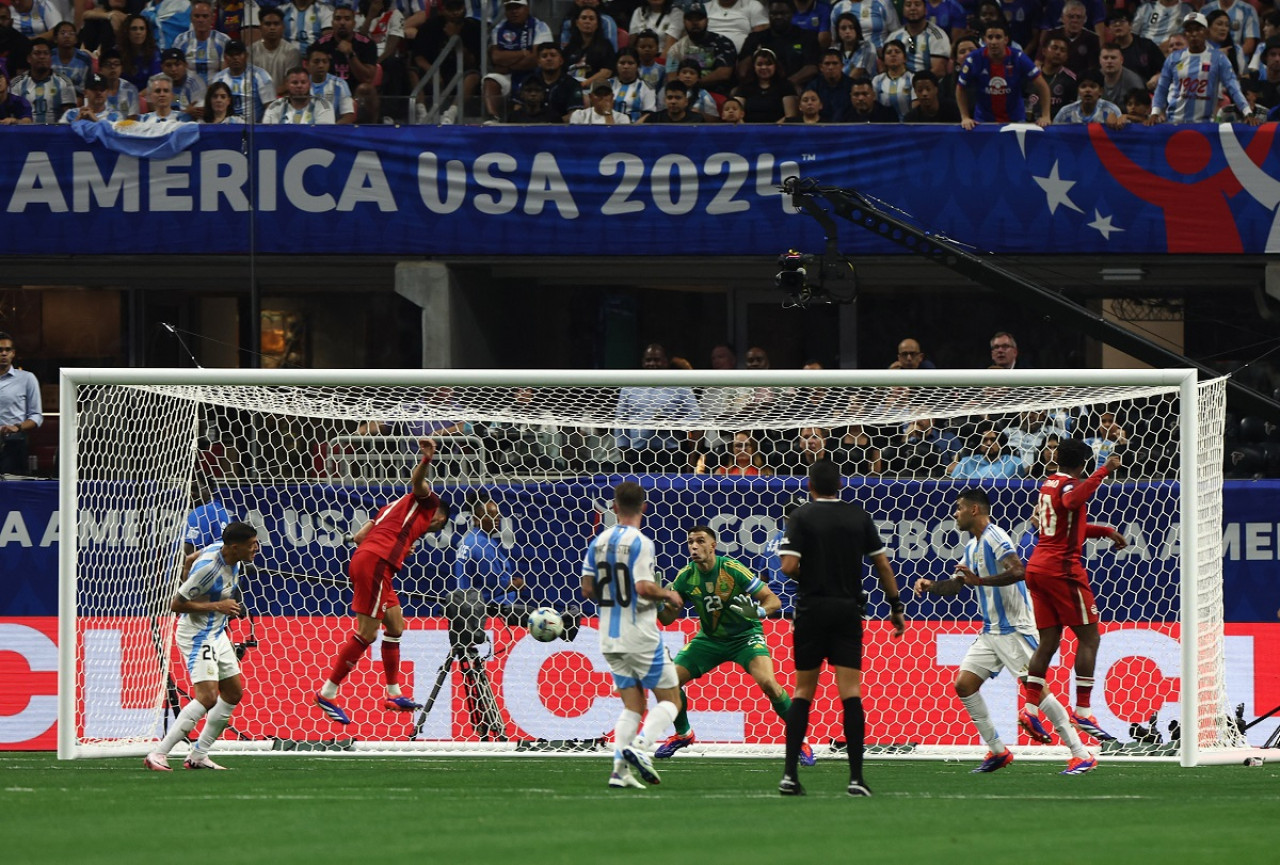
[775,249,856,309]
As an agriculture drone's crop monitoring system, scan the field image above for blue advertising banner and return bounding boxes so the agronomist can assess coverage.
[0,123,1276,256]
[4,478,1277,620]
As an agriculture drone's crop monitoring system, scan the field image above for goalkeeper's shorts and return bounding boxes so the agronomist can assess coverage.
[674,632,770,679]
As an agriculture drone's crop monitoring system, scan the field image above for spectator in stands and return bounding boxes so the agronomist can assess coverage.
[611,48,657,120]
[9,0,59,40]
[1098,42,1144,109]
[938,33,976,98]
[812,48,851,120]
[569,79,632,121]
[1083,410,1128,468]
[1123,86,1151,123]
[1034,33,1078,121]
[81,0,125,55]
[1044,0,1098,75]
[353,81,395,123]
[632,29,667,91]
[989,331,1024,369]
[171,0,228,80]
[785,86,825,121]
[139,72,194,122]
[9,39,74,122]
[833,12,876,79]
[711,343,737,369]
[526,42,584,120]
[1257,36,1280,108]
[1249,14,1280,78]
[1205,8,1242,74]
[212,40,277,121]
[903,69,960,121]
[739,0,821,88]
[1105,7,1163,82]
[50,21,91,94]
[483,0,553,119]
[958,20,1050,128]
[719,93,746,121]
[306,45,356,124]
[199,80,244,123]
[120,14,163,91]
[0,330,42,476]
[705,0,770,54]
[159,49,207,116]
[264,64,337,123]
[1031,432,1062,477]
[97,48,140,118]
[631,0,684,52]
[280,0,333,54]
[507,75,562,121]
[564,5,617,91]
[1220,77,1262,122]
[789,0,831,49]
[645,77,706,120]
[249,8,303,96]
[948,428,1026,479]
[1002,409,1069,470]
[1054,68,1125,125]
[0,5,32,77]
[886,0,950,75]
[318,5,378,89]
[872,38,913,117]
[614,342,701,472]
[1149,12,1259,125]
[732,46,798,120]
[706,431,771,475]
[847,75,896,120]
[141,0,192,51]
[840,424,882,475]
[558,0,620,49]
[772,426,843,474]
[0,68,34,124]
[890,337,936,369]
[412,0,482,118]
[1133,0,1195,51]
[358,0,410,120]
[668,57,720,115]
[664,3,738,96]
[881,417,961,476]
[829,0,898,52]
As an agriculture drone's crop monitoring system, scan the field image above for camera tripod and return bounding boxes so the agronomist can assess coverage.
[412,642,506,741]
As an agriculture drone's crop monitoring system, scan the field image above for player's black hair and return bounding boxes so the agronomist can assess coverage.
[808,459,841,496]
[1055,438,1094,472]
[956,488,991,510]
[688,524,716,541]
[222,521,258,545]
[614,481,645,515]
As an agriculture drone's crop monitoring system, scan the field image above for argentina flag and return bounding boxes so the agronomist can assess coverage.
[71,119,201,160]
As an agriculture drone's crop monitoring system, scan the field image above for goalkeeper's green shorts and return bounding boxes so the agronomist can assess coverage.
[674,632,771,679]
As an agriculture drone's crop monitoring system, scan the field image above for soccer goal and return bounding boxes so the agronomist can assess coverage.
[58,367,1244,766]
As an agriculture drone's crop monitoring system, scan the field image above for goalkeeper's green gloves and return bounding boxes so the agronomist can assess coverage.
[728,593,766,620]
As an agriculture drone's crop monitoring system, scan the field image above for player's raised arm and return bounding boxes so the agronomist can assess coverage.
[410,437,436,498]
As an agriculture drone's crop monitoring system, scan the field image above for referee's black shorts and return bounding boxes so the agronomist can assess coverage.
[792,597,864,671]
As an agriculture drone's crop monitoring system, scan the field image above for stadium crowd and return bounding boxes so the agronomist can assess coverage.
[0,0,1274,124]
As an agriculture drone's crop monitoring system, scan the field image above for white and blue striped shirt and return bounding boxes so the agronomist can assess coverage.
[884,22,950,73]
[281,0,334,52]
[1132,0,1194,47]
[583,524,661,654]
[175,541,241,646]
[963,524,1034,636]
[172,30,231,79]
[309,73,354,116]
[52,48,94,93]
[11,0,62,37]
[829,0,900,50]
[1053,97,1123,124]
[1153,46,1251,123]
[872,68,913,118]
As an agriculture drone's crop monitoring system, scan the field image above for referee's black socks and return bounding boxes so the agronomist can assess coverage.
[784,697,812,778]
[843,696,866,783]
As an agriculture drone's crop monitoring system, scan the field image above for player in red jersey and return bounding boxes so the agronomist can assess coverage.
[1019,437,1126,757]
[315,438,452,724]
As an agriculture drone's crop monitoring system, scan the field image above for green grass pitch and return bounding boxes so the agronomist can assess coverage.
[3,754,1278,865]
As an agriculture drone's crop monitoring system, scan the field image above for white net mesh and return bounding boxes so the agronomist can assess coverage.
[63,371,1232,763]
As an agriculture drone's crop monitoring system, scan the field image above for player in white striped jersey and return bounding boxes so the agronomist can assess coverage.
[1149,12,1259,125]
[913,489,1096,775]
[581,481,683,789]
[144,521,260,772]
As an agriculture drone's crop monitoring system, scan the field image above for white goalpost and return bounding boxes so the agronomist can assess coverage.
[58,367,1246,766]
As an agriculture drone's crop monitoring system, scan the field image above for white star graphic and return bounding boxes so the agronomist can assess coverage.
[1000,123,1045,158]
[1087,209,1125,240]
[1033,161,1083,216]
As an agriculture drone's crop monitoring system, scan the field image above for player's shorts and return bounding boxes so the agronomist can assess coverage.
[350,548,400,619]
[674,631,771,679]
[176,630,240,684]
[792,597,863,671]
[959,631,1040,681]
[605,642,678,692]
[1025,569,1099,629]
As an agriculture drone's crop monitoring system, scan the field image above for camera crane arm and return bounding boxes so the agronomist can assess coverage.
[782,177,1280,424]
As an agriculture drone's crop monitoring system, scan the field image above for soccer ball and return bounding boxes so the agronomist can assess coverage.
[527,607,565,642]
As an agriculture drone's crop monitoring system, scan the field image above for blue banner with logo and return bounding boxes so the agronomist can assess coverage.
[1,123,1276,256]
[4,478,1277,620]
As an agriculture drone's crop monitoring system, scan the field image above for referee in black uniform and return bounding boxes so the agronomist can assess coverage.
[777,459,905,797]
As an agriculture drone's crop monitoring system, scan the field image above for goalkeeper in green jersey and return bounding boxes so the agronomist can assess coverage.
[654,525,816,765]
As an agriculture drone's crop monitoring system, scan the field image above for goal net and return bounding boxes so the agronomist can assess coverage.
[58,368,1241,765]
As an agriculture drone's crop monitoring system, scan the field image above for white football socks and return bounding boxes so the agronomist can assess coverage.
[960,692,1006,755]
[155,700,207,756]
[192,697,237,757]
[632,701,679,753]
[1041,693,1089,759]
[614,709,642,774]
